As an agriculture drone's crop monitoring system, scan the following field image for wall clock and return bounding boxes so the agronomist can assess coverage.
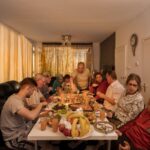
[130,33,138,56]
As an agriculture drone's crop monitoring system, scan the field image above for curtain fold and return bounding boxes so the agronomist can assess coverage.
[20,35,33,78]
[0,23,33,82]
[32,43,43,75]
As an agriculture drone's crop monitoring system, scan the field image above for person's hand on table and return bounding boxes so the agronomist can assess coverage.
[46,96,52,103]
[119,141,131,150]
[115,130,122,136]
[41,101,48,107]
[96,91,103,98]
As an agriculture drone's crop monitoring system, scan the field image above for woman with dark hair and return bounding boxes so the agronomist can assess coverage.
[89,72,108,102]
[108,73,144,128]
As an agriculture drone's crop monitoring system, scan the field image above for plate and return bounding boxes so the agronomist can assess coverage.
[52,103,68,114]
[94,121,115,134]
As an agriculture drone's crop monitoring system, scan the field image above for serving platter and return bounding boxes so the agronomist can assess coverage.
[94,121,116,134]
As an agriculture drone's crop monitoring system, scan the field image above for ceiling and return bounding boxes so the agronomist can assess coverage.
[0,0,150,43]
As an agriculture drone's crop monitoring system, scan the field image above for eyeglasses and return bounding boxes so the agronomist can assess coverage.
[128,83,138,87]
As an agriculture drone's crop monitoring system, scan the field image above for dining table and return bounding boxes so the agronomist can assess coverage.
[27,92,118,150]
[28,119,118,150]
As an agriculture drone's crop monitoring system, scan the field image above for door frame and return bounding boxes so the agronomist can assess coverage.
[141,36,150,105]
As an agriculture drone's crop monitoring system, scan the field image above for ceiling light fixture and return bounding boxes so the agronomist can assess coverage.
[62,34,72,46]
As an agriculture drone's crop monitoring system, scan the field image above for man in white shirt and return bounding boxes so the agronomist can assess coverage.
[97,70,125,111]
[72,62,91,91]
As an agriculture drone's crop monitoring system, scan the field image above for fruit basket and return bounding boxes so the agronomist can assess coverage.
[58,112,93,139]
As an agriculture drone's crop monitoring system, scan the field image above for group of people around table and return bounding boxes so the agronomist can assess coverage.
[0,61,150,150]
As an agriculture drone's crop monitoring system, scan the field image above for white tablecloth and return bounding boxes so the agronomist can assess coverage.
[28,120,118,141]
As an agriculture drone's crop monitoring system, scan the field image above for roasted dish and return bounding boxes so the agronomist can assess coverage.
[84,112,96,124]
[69,103,93,111]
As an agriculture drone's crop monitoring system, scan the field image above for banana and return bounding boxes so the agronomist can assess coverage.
[79,117,87,137]
[67,112,91,138]
[66,112,74,120]
[83,117,90,135]
[71,118,79,137]
[85,122,90,133]
[67,112,83,121]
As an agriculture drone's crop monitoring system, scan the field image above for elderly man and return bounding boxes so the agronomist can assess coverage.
[42,72,53,98]
[27,73,47,105]
[0,77,47,149]
[72,62,91,91]
[97,70,124,112]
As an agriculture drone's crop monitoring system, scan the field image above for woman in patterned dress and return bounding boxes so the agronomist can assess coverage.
[108,73,144,128]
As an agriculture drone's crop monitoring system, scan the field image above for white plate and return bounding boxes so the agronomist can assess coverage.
[94,121,115,134]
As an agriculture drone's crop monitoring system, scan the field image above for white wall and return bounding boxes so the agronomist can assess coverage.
[93,42,100,71]
[116,7,150,79]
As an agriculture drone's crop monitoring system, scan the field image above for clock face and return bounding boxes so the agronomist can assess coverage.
[130,34,138,47]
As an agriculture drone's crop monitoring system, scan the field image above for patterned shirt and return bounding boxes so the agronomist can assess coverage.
[115,92,144,127]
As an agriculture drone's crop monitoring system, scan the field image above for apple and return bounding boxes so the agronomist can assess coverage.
[59,124,65,132]
[63,128,71,136]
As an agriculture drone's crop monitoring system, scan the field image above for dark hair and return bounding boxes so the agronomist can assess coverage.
[106,70,117,80]
[20,77,37,88]
[64,74,70,80]
[94,72,102,79]
[126,73,141,92]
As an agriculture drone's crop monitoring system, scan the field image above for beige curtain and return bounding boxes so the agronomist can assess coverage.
[42,45,93,76]
[0,23,10,81]
[0,23,33,82]
[33,43,42,75]
[20,35,33,78]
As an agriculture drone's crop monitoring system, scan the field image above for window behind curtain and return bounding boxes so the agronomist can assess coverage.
[41,44,93,76]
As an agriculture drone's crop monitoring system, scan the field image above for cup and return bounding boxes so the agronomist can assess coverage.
[40,118,47,131]
[51,118,59,132]
[100,111,105,121]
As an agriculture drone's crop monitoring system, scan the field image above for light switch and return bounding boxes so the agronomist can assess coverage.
[135,61,139,66]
